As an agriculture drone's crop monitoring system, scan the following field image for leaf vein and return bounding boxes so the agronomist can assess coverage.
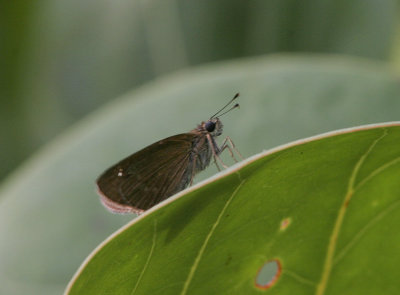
[131,220,157,295]
[180,179,245,295]
[333,199,400,265]
[355,156,400,191]
[285,268,316,287]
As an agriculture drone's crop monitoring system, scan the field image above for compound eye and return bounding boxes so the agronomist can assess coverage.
[205,121,216,132]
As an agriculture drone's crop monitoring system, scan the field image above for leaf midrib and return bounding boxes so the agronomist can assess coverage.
[315,129,388,295]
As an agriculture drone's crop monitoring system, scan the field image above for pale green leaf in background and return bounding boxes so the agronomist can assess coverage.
[1,0,399,179]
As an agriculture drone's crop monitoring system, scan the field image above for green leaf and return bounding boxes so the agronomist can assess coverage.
[1,54,400,294]
[66,123,400,294]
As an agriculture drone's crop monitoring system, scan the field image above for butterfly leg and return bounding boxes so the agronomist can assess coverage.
[219,136,244,162]
[206,134,228,169]
[219,142,237,162]
[213,157,223,171]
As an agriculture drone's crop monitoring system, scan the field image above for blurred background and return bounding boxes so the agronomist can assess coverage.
[1,0,400,181]
[1,1,400,294]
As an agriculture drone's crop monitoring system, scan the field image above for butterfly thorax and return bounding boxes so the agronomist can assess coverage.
[189,118,223,172]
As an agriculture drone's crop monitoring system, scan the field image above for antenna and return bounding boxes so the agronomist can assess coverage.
[216,103,239,117]
[210,93,239,119]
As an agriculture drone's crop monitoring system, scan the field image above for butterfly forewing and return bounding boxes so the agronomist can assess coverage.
[96,133,197,213]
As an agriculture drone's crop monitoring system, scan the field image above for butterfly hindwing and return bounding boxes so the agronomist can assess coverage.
[96,133,198,212]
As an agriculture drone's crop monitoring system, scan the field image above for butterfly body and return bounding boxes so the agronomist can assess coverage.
[96,118,224,214]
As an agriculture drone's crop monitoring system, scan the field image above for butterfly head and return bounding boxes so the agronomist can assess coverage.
[203,118,223,136]
[198,93,240,137]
